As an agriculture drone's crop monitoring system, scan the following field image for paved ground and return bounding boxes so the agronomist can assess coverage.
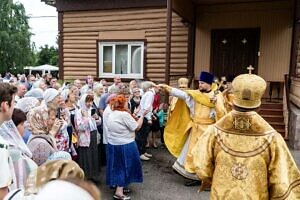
[99,145,300,200]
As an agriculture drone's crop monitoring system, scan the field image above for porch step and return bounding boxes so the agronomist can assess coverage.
[258,108,283,116]
[259,102,286,139]
[268,122,285,130]
[260,102,283,109]
[261,115,284,122]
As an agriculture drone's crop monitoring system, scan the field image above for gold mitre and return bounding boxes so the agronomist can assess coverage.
[232,66,266,109]
[178,77,188,88]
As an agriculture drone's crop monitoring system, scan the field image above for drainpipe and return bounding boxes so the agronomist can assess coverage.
[165,0,172,84]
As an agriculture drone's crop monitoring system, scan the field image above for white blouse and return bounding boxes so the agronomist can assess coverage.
[106,110,138,145]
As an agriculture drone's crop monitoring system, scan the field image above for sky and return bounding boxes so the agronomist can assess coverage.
[15,0,58,49]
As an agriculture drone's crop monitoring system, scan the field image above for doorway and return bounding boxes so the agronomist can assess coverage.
[210,28,260,78]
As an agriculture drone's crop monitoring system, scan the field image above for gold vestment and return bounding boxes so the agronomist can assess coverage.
[164,89,226,179]
[222,89,234,112]
[192,110,300,199]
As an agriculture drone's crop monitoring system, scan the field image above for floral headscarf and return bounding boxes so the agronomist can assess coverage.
[25,160,84,195]
[27,105,49,135]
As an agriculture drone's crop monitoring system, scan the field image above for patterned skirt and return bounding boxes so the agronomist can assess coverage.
[106,141,143,187]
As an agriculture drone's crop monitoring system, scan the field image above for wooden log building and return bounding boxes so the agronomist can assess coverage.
[43,0,300,148]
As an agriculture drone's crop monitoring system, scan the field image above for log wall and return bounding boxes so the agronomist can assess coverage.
[62,7,189,83]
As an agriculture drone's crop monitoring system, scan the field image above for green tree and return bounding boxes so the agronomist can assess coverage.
[36,44,58,66]
[0,0,35,75]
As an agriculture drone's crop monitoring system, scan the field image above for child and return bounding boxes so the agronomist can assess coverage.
[156,103,169,145]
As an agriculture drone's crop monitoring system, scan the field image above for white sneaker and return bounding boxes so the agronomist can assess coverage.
[144,152,152,158]
[140,154,150,161]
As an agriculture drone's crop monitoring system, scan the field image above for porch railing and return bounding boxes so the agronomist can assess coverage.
[283,74,290,139]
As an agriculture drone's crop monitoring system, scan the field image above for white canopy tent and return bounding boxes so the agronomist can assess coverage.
[24,64,59,76]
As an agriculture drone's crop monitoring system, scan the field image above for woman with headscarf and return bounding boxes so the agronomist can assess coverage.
[0,109,37,191]
[75,94,101,182]
[15,97,40,143]
[55,89,72,153]
[60,88,78,158]
[106,95,148,200]
[24,88,44,102]
[26,106,63,166]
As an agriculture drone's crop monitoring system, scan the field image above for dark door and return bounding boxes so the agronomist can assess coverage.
[210,28,260,78]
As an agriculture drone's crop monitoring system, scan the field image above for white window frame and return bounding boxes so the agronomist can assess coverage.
[99,41,144,79]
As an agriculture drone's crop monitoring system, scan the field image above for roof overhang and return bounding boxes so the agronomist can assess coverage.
[192,0,277,4]
[41,0,56,7]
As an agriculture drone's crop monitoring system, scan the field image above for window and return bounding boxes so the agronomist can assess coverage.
[99,41,144,79]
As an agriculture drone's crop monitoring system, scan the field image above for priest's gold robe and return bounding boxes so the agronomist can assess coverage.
[164,87,227,179]
[222,89,234,112]
[192,110,300,199]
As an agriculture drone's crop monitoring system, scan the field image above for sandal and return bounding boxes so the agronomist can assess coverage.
[113,194,131,200]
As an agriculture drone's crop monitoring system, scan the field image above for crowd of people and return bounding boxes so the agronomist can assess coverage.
[0,69,300,200]
[0,72,169,200]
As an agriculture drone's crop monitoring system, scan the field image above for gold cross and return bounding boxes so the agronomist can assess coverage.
[247,65,254,74]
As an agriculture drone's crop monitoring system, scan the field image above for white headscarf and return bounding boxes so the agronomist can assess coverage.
[43,88,59,104]
[0,120,32,158]
[79,94,90,112]
[61,89,70,102]
[78,94,97,131]
[32,80,41,89]
[35,180,94,200]
[16,97,40,113]
[24,88,44,100]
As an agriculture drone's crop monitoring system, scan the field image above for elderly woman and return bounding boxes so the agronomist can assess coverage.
[75,94,101,182]
[15,97,40,143]
[26,106,63,166]
[93,83,104,108]
[129,87,141,114]
[61,88,78,157]
[24,88,44,102]
[106,95,147,200]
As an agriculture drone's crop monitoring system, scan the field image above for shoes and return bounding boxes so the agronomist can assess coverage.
[144,152,152,158]
[184,180,202,187]
[153,144,158,149]
[140,154,150,161]
[111,187,131,194]
[123,188,131,194]
[113,194,131,200]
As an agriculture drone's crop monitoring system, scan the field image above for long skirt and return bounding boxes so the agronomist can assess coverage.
[77,130,100,181]
[106,141,143,187]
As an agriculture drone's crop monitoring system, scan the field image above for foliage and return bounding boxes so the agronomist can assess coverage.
[0,0,35,75]
[36,44,58,66]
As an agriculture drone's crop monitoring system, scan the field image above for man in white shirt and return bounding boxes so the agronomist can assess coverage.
[135,81,158,161]
[0,83,17,200]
